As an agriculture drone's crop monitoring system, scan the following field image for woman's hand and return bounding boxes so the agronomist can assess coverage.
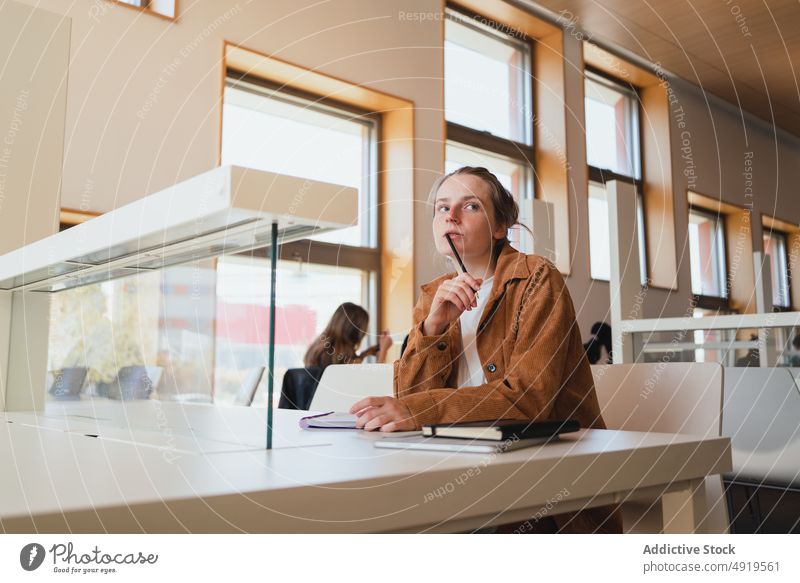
[350,396,416,432]
[422,273,482,336]
[358,344,380,358]
[376,330,393,363]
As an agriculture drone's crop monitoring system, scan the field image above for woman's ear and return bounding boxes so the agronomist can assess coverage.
[492,223,509,241]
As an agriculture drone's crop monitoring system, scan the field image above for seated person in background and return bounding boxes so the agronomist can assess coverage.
[785,334,800,366]
[349,166,621,533]
[736,334,761,367]
[584,321,612,364]
[304,302,392,370]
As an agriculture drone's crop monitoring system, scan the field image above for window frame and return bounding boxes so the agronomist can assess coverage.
[110,0,177,21]
[584,66,648,286]
[444,4,535,201]
[222,70,382,329]
[688,205,730,310]
[763,228,792,311]
[584,67,642,180]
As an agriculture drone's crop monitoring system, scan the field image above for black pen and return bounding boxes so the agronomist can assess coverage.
[445,233,479,299]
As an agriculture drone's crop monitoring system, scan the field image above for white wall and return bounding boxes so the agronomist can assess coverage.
[0,1,69,254]
[0,1,70,411]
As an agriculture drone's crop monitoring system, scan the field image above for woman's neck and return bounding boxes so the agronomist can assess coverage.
[463,252,497,281]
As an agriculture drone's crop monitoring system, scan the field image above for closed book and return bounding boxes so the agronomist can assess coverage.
[375,434,553,454]
[422,419,580,441]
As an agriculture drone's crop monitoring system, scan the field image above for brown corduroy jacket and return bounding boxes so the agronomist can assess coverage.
[393,241,622,533]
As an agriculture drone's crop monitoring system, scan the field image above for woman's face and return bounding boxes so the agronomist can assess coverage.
[432,174,506,261]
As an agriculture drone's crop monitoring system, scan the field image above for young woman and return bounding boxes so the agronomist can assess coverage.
[304,302,392,370]
[350,166,621,533]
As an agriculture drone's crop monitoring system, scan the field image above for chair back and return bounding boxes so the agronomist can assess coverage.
[234,367,266,406]
[48,367,88,400]
[279,367,324,410]
[108,365,162,400]
[592,362,728,533]
[723,367,800,488]
[592,362,723,438]
[310,364,393,412]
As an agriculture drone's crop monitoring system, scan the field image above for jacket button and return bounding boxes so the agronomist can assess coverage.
[436,341,448,351]
[487,363,497,373]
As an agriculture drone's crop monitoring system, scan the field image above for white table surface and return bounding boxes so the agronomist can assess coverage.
[0,400,732,533]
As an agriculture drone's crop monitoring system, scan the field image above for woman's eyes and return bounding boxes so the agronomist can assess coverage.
[437,202,481,212]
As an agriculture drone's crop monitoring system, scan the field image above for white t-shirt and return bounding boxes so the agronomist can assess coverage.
[456,276,494,388]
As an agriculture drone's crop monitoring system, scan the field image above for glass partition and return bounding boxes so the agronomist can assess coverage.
[46,255,373,407]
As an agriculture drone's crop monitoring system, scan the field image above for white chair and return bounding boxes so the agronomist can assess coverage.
[786,366,800,389]
[145,366,163,392]
[310,364,393,412]
[592,362,730,533]
[723,367,800,488]
[234,367,266,407]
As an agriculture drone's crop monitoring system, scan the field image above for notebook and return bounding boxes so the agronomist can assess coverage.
[299,411,358,429]
[374,434,556,454]
[422,419,580,441]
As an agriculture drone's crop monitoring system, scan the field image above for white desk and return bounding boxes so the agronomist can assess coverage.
[1,401,731,533]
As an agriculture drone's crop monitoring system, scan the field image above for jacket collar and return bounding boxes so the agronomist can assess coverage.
[486,240,531,302]
[420,240,531,305]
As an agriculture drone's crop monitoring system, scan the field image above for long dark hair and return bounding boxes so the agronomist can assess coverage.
[304,302,370,369]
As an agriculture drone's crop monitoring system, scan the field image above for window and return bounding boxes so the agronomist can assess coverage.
[763,230,791,309]
[688,208,728,301]
[445,142,530,199]
[222,77,377,247]
[584,70,647,284]
[114,0,176,19]
[444,7,534,214]
[587,182,612,280]
[445,7,532,143]
[214,256,373,406]
[220,74,380,405]
[587,181,647,283]
[585,71,641,179]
